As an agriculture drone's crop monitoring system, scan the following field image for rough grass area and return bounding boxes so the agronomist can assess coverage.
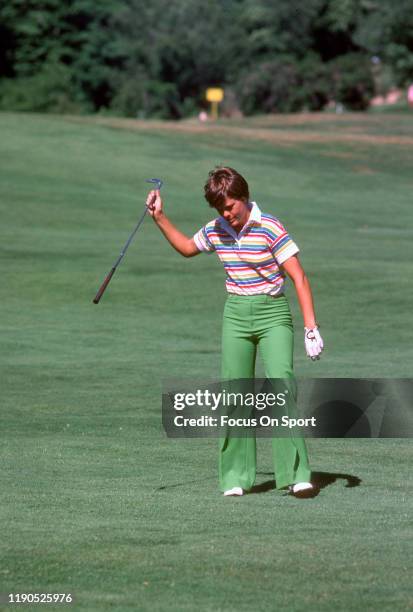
[66,111,413,145]
[0,111,412,611]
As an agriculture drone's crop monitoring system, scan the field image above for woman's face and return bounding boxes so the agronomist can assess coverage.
[217,197,250,232]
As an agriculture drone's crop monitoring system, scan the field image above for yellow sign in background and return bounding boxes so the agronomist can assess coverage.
[205,88,224,119]
[206,88,224,102]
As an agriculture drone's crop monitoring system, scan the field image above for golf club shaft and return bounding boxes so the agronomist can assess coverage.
[93,178,162,304]
[113,205,149,269]
[92,207,148,305]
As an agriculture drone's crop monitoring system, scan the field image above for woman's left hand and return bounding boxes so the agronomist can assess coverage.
[304,326,324,360]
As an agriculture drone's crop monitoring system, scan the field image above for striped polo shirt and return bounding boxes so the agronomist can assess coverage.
[193,202,299,296]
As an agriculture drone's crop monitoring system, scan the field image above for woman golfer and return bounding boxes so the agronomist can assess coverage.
[146,167,323,497]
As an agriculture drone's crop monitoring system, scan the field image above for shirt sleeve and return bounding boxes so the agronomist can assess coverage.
[193,225,215,253]
[268,219,299,264]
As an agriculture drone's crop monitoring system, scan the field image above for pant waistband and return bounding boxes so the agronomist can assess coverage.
[226,293,285,301]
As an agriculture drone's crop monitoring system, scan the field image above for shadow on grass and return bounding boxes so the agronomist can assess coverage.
[156,471,361,497]
[247,471,362,498]
[156,477,216,491]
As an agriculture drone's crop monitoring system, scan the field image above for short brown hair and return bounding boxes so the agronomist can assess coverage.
[204,167,249,209]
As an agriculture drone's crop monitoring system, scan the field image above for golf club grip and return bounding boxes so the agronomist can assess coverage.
[93,267,116,304]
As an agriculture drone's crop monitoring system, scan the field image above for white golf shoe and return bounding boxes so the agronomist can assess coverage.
[289,482,314,497]
[223,487,244,496]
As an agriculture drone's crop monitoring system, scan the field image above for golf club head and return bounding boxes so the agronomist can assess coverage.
[146,178,163,190]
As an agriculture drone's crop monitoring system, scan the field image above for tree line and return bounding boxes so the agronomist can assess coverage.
[0,0,412,118]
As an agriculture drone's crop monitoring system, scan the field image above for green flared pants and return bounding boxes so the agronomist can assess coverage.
[219,293,311,491]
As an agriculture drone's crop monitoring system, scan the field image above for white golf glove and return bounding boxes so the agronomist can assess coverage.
[304,326,324,360]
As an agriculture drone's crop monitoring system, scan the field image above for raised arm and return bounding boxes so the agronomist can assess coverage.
[146,189,200,258]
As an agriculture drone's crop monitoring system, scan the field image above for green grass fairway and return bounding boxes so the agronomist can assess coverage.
[1,111,412,611]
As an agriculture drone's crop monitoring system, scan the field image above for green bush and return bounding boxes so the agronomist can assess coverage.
[235,58,301,115]
[235,55,329,115]
[297,54,330,111]
[0,60,86,113]
[328,53,375,110]
[110,74,194,119]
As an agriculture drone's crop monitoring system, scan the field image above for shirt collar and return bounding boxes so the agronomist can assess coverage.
[248,201,261,226]
[218,201,262,237]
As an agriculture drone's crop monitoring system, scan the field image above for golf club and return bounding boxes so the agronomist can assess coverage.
[92,178,163,304]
